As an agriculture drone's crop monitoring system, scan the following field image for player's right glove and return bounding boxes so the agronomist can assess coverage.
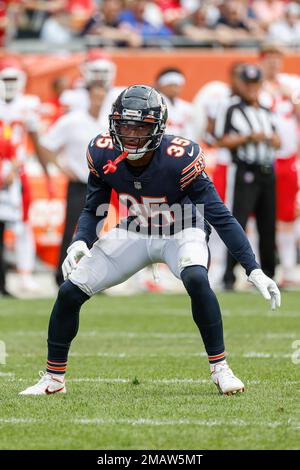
[62,240,91,280]
[248,268,281,310]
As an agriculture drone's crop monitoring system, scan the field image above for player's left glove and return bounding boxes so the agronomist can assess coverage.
[248,269,281,310]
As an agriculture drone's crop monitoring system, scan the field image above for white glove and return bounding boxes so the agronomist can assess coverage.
[62,241,91,280]
[248,269,281,310]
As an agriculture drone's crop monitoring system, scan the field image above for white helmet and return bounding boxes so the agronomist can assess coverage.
[0,57,27,102]
[81,49,116,90]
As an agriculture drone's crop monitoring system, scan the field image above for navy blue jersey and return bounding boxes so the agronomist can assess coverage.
[74,132,259,275]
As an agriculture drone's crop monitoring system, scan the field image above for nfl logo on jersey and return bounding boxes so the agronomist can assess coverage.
[134,181,142,190]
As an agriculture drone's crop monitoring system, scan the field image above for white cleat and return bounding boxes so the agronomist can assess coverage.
[19,371,66,395]
[211,362,245,396]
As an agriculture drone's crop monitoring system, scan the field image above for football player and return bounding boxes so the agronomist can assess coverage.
[20,85,280,396]
[155,68,195,141]
[0,57,50,292]
[0,133,21,297]
[60,49,124,130]
[259,43,300,287]
[40,81,108,287]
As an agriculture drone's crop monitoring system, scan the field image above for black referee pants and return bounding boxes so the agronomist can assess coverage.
[223,162,276,287]
[55,181,87,286]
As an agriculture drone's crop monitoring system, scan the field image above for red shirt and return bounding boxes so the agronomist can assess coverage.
[0,135,16,161]
[0,135,16,189]
[66,0,95,14]
[0,1,7,47]
[156,0,181,11]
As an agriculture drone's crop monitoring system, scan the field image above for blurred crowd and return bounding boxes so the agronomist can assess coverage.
[2,0,300,48]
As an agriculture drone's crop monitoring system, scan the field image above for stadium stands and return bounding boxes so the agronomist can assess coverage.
[1,0,300,50]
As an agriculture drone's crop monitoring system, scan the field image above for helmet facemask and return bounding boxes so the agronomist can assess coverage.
[110,117,165,161]
[0,68,26,102]
[82,59,116,91]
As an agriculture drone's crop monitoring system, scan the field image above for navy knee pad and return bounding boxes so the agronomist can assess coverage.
[181,265,210,297]
[57,279,90,309]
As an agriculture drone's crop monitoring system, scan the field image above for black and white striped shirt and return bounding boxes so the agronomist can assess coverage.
[215,96,277,166]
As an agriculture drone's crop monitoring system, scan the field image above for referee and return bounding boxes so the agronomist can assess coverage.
[215,64,281,289]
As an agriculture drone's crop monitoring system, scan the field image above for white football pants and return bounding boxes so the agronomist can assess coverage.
[70,227,209,296]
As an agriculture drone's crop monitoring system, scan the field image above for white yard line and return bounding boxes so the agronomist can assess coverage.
[265,333,297,339]
[56,378,300,385]
[13,331,198,339]
[69,378,211,384]
[0,418,37,424]
[243,352,292,358]
[12,330,299,340]
[0,417,298,429]
[71,378,131,383]
[222,310,300,318]
[2,376,299,386]
[21,352,208,358]
[1,304,300,318]
[18,351,296,359]
[74,418,298,429]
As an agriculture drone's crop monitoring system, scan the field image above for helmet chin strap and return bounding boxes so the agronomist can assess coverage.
[124,136,152,161]
[125,150,147,161]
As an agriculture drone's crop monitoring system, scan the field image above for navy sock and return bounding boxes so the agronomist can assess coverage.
[181,265,226,364]
[47,280,90,374]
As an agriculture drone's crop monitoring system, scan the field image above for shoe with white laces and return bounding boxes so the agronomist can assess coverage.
[211,362,245,396]
[19,371,66,395]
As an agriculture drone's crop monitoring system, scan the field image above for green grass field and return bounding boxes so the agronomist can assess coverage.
[0,291,299,450]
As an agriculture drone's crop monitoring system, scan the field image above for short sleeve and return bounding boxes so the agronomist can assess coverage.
[40,114,71,151]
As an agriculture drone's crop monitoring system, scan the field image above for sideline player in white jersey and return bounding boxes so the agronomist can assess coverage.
[40,81,108,286]
[195,63,248,204]
[192,80,231,288]
[155,68,195,141]
[0,57,50,292]
[192,64,247,287]
[192,80,231,199]
[60,49,124,130]
[0,134,22,297]
[259,43,300,286]
[192,81,230,146]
